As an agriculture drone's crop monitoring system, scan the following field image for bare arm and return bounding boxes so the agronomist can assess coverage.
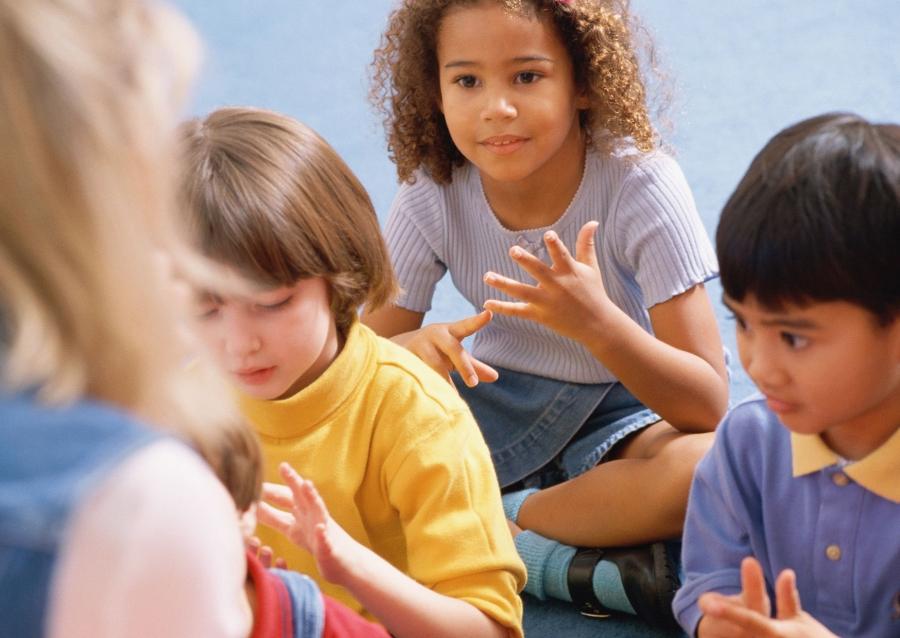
[362,304,424,338]
[484,223,728,432]
[582,283,728,431]
[363,305,499,387]
[259,464,511,638]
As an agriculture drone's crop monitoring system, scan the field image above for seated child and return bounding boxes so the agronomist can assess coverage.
[195,412,390,637]
[178,107,526,638]
[673,112,900,637]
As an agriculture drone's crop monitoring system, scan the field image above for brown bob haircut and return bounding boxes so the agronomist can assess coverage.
[179,107,397,333]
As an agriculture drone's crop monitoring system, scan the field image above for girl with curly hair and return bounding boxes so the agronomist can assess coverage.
[365,0,729,631]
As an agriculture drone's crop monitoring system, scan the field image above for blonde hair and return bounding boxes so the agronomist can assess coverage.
[0,0,234,432]
[371,0,662,184]
[179,107,398,334]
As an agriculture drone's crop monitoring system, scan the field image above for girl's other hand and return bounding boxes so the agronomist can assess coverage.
[483,222,615,342]
[392,311,498,387]
[258,463,364,586]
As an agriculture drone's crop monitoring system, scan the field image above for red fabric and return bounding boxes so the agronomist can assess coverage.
[321,596,391,638]
[246,550,293,638]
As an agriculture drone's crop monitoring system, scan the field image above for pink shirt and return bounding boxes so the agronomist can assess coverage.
[48,440,252,638]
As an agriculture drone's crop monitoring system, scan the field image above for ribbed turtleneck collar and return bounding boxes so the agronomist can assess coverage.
[237,321,373,438]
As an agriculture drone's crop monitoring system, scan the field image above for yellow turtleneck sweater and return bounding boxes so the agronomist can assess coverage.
[239,322,525,636]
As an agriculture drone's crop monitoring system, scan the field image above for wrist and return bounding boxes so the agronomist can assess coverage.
[579,303,631,355]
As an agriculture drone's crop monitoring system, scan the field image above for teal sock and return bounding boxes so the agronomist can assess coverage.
[512,531,636,615]
[514,530,574,600]
[501,488,538,523]
[591,560,635,615]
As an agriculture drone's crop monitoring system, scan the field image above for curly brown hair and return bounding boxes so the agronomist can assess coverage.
[371,0,660,185]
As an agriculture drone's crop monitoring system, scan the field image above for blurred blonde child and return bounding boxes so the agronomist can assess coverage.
[0,1,249,636]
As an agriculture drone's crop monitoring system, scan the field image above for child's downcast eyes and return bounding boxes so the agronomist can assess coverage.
[196,306,219,320]
[193,294,293,318]
[256,295,294,312]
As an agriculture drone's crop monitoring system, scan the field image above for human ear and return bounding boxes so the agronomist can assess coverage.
[575,86,590,110]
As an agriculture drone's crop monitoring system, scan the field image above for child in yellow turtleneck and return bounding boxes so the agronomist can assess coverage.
[178,107,525,638]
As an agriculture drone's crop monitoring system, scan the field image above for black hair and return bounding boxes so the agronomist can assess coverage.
[717,112,900,324]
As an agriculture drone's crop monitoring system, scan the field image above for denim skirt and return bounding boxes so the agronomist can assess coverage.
[456,366,661,488]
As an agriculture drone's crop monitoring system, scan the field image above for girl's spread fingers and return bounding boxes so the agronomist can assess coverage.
[280,463,315,505]
[447,309,492,339]
[471,358,499,382]
[508,245,553,281]
[543,231,575,271]
[483,299,531,318]
[574,221,601,268]
[483,271,540,302]
[261,482,294,508]
[447,348,478,387]
[257,501,294,532]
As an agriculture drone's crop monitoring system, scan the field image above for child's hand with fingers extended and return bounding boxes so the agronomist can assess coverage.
[258,462,365,586]
[483,221,619,343]
[391,310,498,387]
[245,534,287,570]
[698,557,838,638]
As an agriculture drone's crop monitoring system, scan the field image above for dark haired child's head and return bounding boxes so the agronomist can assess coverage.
[178,108,398,400]
[195,413,263,516]
[718,112,900,323]
[371,0,657,184]
[179,107,396,335]
[717,113,900,455]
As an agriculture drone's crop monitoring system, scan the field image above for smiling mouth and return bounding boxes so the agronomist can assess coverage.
[481,135,526,145]
[480,136,527,155]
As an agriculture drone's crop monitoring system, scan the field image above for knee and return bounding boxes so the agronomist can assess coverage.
[662,431,714,482]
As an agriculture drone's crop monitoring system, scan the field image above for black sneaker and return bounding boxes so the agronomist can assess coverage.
[566,541,681,632]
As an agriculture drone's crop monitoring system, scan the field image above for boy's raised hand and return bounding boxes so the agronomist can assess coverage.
[697,557,838,638]
[257,463,364,586]
[392,310,498,387]
[483,221,614,342]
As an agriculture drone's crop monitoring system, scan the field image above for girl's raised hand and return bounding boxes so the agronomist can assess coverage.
[392,310,498,387]
[483,221,614,342]
[257,463,364,586]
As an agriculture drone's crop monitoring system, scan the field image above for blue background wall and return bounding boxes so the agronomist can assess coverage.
[175,0,900,402]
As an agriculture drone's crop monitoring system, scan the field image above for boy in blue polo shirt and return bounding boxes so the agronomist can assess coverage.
[673,112,900,637]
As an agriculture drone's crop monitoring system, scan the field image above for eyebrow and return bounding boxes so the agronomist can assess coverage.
[721,297,821,330]
[443,55,554,69]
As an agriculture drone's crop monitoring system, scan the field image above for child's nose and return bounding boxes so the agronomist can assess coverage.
[223,318,261,359]
[482,90,516,121]
[744,342,787,390]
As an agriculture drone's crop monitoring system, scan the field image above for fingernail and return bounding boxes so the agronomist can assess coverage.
[484,272,495,283]
[510,246,523,257]
[467,375,478,387]
[544,231,555,242]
